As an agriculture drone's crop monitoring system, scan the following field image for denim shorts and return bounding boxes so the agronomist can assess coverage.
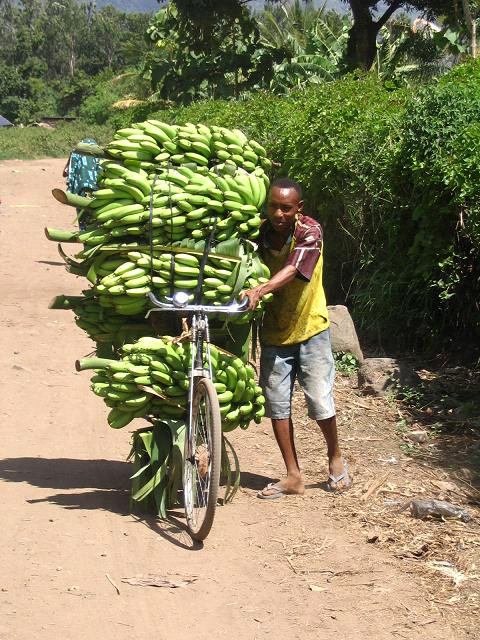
[260,329,335,421]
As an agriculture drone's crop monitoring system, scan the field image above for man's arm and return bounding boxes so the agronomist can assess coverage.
[242,264,297,311]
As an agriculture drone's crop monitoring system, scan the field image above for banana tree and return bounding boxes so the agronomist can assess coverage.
[256,0,350,91]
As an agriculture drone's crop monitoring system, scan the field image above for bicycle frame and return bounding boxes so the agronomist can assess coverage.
[146,290,249,539]
[147,290,249,417]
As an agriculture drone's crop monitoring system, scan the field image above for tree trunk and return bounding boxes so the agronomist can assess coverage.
[344,0,402,72]
[461,0,477,58]
[344,0,378,71]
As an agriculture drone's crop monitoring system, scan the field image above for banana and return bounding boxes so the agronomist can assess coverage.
[185,151,209,166]
[151,369,173,386]
[242,147,259,164]
[173,278,197,289]
[174,263,199,277]
[225,364,237,389]
[124,173,152,197]
[223,200,244,212]
[248,139,267,157]
[222,190,243,203]
[125,286,151,297]
[209,173,230,192]
[217,390,234,404]
[191,141,211,157]
[123,393,149,408]
[175,253,200,267]
[161,140,178,154]
[225,407,240,423]
[177,137,192,151]
[219,128,244,147]
[149,359,172,374]
[107,407,136,429]
[145,120,177,139]
[124,275,151,289]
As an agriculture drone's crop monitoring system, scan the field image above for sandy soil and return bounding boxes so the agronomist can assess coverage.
[0,158,478,640]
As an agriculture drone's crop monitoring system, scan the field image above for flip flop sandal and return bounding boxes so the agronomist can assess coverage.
[326,462,351,493]
[257,482,288,500]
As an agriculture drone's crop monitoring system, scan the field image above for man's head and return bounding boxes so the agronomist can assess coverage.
[267,178,303,237]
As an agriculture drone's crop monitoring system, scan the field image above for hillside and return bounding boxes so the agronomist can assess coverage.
[92,0,161,12]
[89,0,348,15]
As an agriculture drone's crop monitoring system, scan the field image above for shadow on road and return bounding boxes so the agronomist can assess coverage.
[36,260,66,267]
[0,456,130,490]
[238,471,274,491]
[0,456,131,514]
[0,456,220,549]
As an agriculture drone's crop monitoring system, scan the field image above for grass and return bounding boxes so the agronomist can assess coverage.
[0,122,114,161]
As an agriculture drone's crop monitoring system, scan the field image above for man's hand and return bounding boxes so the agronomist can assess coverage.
[241,264,298,311]
[241,286,264,311]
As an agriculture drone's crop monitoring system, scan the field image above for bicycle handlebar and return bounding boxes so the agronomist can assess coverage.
[147,291,250,315]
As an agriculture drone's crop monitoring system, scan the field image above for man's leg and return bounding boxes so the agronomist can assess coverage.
[266,417,304,494]
[317,415,349,491]
[300,330,351,492]
[258,345,304,497]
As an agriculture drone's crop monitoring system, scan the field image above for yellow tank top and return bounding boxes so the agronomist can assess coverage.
[260,238,329,346]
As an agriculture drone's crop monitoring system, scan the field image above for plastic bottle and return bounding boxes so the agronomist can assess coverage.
[409,499,470,522]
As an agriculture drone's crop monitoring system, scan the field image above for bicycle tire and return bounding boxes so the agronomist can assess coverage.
[183,377,222,541]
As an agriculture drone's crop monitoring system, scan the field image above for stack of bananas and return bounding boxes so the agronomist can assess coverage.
[48,120,275,514]
[49,121,273,430]
[76,336,266,431]
[49,294,156,345]
[106,120,272,175]
[90,247,270,321]
[47,121,271,250]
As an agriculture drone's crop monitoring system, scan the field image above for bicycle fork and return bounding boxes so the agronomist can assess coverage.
[186,314,213,465]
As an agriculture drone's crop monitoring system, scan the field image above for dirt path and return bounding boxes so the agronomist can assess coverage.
[0,159,477,640]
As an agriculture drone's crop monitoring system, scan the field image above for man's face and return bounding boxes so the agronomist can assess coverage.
[266,186,303,236]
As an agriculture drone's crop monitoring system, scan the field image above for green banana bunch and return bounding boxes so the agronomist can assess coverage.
[48,120,274,251]
[76,336,266,431]
[108,121,271,176]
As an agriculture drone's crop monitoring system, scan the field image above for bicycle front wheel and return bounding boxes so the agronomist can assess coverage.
[183,377,222,541]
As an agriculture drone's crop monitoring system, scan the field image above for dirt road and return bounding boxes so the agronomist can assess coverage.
[0,159,476,640]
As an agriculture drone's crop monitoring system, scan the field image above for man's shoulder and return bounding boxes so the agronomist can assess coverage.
[294,215,323,243]
[297,214,322,230]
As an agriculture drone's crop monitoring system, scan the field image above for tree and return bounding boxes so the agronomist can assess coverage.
[341,0,462,71]
[145,2,277,103]
[257,0,350,90]
[163,0,466,72]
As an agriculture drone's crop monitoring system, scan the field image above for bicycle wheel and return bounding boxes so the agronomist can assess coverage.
[183,377,222,541]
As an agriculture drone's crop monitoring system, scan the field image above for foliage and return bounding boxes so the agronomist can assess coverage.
[0,0,151,124]
[334,351,360,375]
[373,18,467,86]
[168,0,468,72]
[144,2,278,103]
[0,121,114,160]
[256,0,350,91]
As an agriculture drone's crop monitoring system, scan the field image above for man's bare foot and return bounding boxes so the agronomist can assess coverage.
[257,476,305,499]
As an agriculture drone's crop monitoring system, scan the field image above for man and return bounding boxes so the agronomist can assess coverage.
[243,178,350,499]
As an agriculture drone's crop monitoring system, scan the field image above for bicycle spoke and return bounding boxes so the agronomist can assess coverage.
[183,378,221,540]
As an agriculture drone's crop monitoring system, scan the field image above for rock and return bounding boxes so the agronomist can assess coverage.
[358,357,420,396]
[406,430,428,443]
[327,305,363,363]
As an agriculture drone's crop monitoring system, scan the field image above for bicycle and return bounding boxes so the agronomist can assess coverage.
[147,290,249,541]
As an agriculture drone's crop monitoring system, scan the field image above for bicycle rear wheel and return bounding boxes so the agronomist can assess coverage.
[183,377,222,541]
